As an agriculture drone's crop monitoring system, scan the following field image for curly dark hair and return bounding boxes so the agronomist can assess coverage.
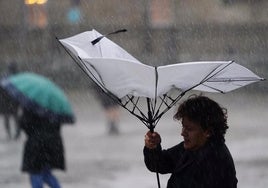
[174,95,228,143]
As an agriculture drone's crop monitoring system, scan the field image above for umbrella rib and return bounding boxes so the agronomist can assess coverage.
[56,37,108,94]
[83,61,106,87]
[126,96,142,114]
[152,94,171,123]
[124,95,149,122]
[201,77,259,93]
[56,37,91,82]
[77,57,108,91]
[197,61,263,93]
[122,95,135,106]
[131,96,140,113]
[200,83,225,93]
[200,61,234,84]
[158,95,171,109]
[187,64,228,93]
[120,103,149,126]
[190,61,234,93]
[164,93,177,104]
[207,77,263,82]
[154,92,186,124]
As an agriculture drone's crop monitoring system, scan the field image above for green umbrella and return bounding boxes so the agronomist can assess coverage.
[0,72,75,124]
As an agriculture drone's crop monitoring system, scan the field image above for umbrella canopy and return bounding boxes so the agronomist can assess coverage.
[58,29,264,128]
[0,72,75,124]
[59,29,263,99]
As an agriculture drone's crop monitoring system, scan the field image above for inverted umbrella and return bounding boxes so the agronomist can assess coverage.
[0,72,75,124]
[57,29,264,188]
[58,29,264,130]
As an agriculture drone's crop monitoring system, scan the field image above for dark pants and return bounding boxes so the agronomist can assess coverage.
[3,113,20,139]
[30,168,61,188]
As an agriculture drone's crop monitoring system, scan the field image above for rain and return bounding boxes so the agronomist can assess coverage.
[0,0,267,188]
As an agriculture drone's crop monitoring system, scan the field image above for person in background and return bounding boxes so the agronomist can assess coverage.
[92,85,121,135]
[0,62,20,140]
[143,95,238,188]
[19,109,65,188]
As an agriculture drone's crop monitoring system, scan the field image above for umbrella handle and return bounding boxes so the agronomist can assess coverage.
[147,107,161,188]
[151,143,161,188]
[155,170,161,188]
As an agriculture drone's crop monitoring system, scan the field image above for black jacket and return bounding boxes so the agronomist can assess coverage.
[19,111,65,173]
[144,141,237,188]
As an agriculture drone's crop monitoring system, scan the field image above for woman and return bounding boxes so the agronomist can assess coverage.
[19,109,65,188]
[143,95,238,188]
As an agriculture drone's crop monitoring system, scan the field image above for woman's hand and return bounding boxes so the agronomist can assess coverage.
[144,131,161,149]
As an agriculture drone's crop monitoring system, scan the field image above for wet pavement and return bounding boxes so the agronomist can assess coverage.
[0,90,267,188]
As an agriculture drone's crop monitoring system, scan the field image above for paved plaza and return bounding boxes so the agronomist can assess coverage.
[0,91,267,188]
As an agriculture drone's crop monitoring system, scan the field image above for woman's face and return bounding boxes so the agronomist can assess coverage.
[180,116,210,151]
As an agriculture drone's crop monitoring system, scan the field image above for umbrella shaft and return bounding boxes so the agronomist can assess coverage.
[147,98,155,132]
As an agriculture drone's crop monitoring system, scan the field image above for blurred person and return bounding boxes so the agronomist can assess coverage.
[92,85,120,135]
[0,62,20,140]
[143,95,237,188]
[19,109,65,188]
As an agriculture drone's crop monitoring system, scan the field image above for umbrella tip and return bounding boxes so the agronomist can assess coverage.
[91,37,102,45]
[117,29,127,33]
[91,28,128,45]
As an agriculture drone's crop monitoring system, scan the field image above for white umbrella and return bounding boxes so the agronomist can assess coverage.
[58,29,264,128]
[58,29,264,188]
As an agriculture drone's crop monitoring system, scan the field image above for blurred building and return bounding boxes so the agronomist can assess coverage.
[0,0,267,90]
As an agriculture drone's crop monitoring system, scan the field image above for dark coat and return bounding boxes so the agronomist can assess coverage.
[19,111,65,173]
[144,141,237,188]
[0,87,19,114]
[0,64,19,114]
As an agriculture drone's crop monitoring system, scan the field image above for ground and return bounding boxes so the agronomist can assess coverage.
[0,90,267,188]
